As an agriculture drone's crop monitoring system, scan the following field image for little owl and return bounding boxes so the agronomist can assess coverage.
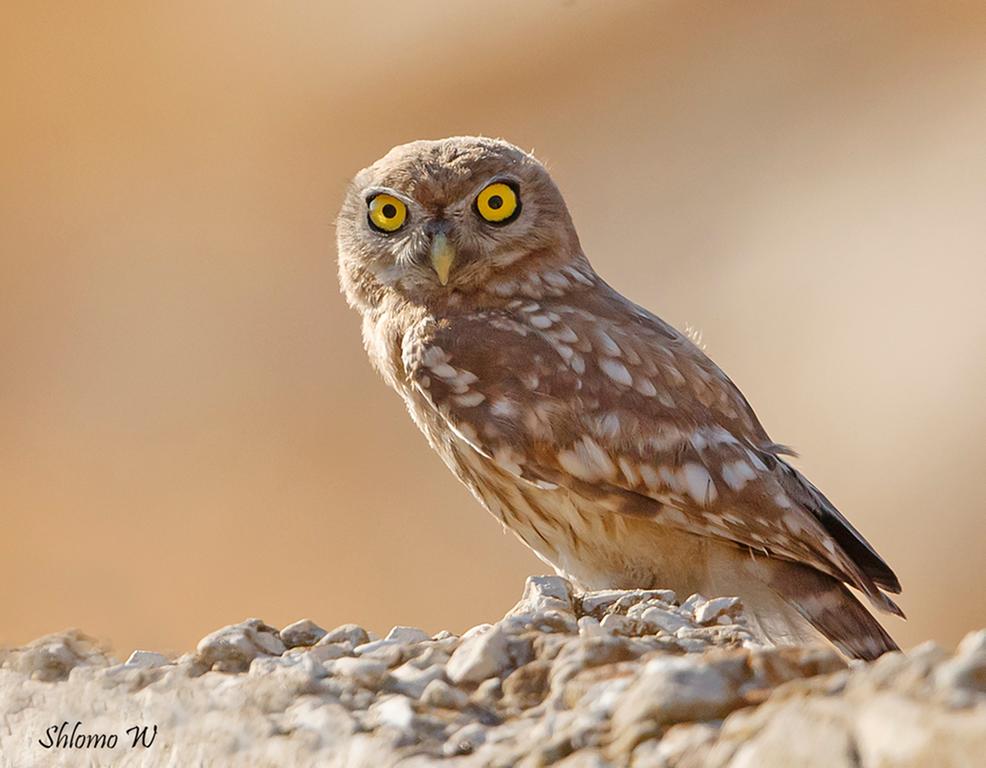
[337,137,902,660]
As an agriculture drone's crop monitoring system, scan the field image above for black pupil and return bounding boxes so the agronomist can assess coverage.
[488,195,503,210]
[381,203,397,219]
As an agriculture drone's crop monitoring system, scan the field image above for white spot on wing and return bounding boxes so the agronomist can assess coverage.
[682,463,717,505]
[542,270,570,289]
[639,464,661,490]
[558,437,616,481]
[721,460,757,491]
[490,398,517,418]
[592,329,621,357]
[553,326,579,344]
[493,446,525,477]
[617,457,640,486]
[595,412,621,439]
[599,358,633,387]
[783,512,806,534]
[420,347,449,368]
[454,392,485,407]
[431,363,458,379]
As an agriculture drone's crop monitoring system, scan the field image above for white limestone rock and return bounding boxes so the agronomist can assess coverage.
[125,650,170,668]
[318,623,369,647]
[329,656,390,690]
[446,624,512,685]
[1,630,111,682]
[2,576,984,767]
[195,618,285,673]
[386,626,431,644]
[693,596,743,625]
[280,619,327,648]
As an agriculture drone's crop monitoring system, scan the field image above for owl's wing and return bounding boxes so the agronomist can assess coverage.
[402,298,901,616]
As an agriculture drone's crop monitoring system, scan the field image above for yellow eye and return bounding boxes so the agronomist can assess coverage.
[475,182,520,224]
[367,194,408,233]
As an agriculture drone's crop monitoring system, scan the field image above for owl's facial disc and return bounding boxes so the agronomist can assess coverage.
[339,137,580,306]
[361,176,527,289]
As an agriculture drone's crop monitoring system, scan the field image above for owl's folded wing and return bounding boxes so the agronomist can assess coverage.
[402,308,901,616]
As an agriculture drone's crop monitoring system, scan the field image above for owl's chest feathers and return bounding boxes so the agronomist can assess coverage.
[361,304,570,550]
[360,302,455,450]
[441,435,701,592]
[360,299,421,389]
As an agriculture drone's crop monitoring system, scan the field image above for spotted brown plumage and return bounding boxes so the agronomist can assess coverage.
[337,136,902,660]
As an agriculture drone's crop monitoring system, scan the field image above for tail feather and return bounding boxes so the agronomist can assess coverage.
[757,558,900,661]
[781,464,902,595]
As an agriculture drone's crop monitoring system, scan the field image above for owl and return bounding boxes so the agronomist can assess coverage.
[337,137,902,660]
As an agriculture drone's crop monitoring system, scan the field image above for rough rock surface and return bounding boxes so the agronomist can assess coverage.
[1,577,984,767]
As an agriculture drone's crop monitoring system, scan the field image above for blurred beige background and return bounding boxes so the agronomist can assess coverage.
[1,1,984,656]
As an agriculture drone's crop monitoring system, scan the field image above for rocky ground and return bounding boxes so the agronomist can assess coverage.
[1,577,984,767]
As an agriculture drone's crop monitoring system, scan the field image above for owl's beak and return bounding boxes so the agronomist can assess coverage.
[429,233,456,286]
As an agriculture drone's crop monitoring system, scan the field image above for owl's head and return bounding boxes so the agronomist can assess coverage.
[337,137,585,310]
